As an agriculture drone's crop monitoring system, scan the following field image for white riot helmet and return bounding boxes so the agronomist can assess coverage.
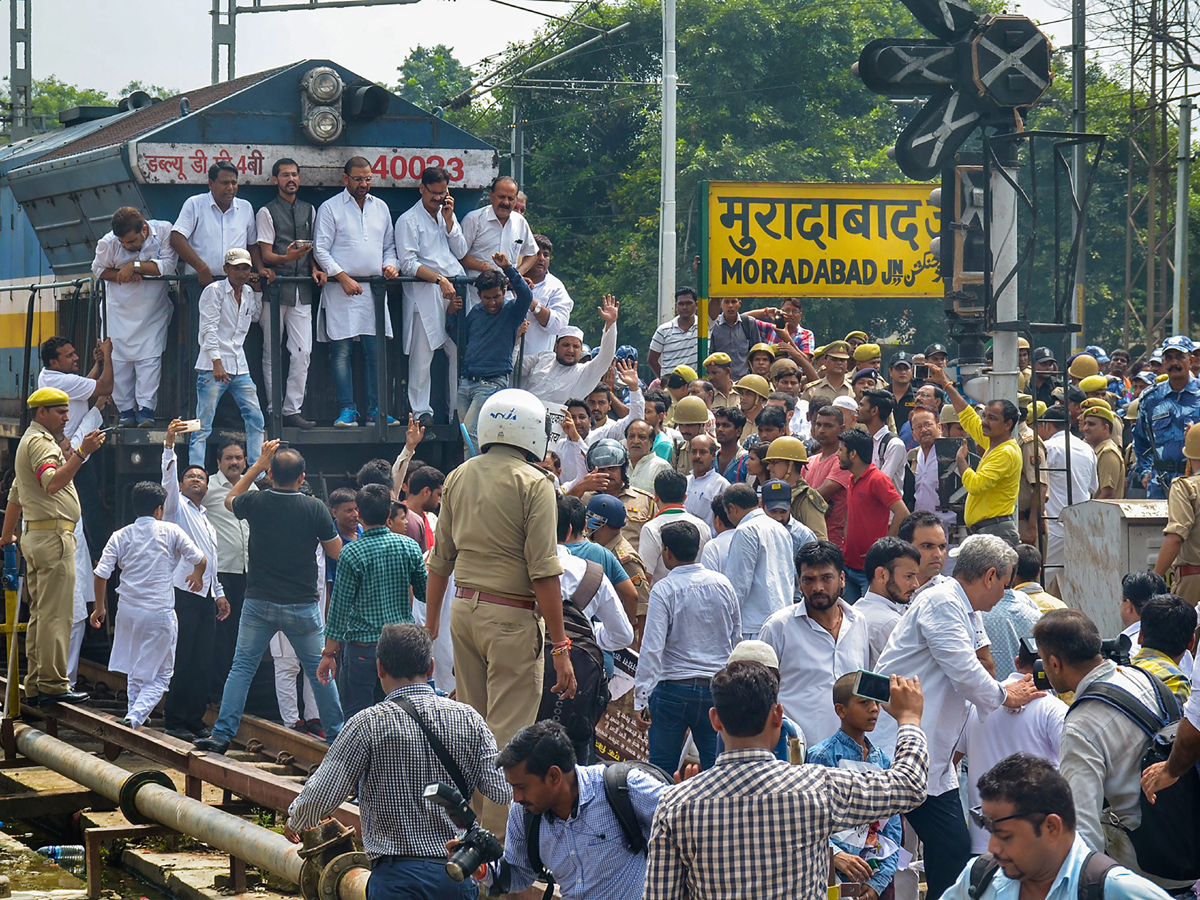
[477,389,552,460]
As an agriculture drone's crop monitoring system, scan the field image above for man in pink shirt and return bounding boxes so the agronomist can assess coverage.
[804,405,853,548]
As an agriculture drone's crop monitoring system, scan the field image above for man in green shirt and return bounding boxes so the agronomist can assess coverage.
[318,483,427,719]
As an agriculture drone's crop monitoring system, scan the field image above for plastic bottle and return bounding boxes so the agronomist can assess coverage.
[36,845,85,863]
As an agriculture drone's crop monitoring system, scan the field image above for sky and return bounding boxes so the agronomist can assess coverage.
[6,0,1098,101]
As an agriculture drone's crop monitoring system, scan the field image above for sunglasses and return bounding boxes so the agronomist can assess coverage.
[969,806,1046,834]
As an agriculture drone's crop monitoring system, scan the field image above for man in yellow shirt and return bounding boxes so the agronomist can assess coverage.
[928,365,1022,546]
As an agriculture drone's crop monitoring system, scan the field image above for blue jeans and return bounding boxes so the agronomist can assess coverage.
[843,567,868,605]
[330,335,377,413]
[341,642,379,721]
[192,371,264,465]
[212,598,343,743]
[648,680,718,773]
[368,857,475,900]
[455,375,507,445]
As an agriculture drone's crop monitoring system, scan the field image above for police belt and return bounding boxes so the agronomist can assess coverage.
[1153,460,1188,474]
[25,519,75,532]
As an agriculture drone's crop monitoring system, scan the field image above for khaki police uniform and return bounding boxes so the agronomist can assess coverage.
[800,376,853,409]
[585,486,656,553]
[1018,423,1049,525]
[1094,437,1126,499]
[14,420,81,699]
[428,444,562,834]
[788,479,829,541]
[601,532,650,618]
[1164,472,1200,606]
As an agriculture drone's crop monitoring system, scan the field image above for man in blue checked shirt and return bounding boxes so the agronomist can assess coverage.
[470,720,667,900]
[807,673,903,900]
[942,753,1171,900]
[1133,334,1200,499]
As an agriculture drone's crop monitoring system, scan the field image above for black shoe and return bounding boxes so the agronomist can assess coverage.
[38,690,89,707]
[192,726,211,739]
[164,728,196,741]
[282,413,316,430]
[417,413,434,429]
[192,736,230,754]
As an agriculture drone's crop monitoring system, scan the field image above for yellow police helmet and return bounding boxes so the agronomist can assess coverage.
[1067,354,1100,379]
[1186,423,1200,460]
[939,404,962,426]
[1083,405,1115,427]
[1026,400,1048,426]
[1017,393,1032,408]
[1124,398,1141,421]
[765,436,808,463]
[854,343,882,362]
[1079,375,1108,394]
[703,352,732,369]
[27,387,70,409]
[747,342,775,361]
[734,374,771,400]
[1018,337,1031,350]
[673,396,710,425]
[769,357,799,380]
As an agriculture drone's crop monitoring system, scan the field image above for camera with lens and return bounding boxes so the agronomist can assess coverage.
[1101,635,1132,666]
[424,782,504,882]
[1019,637,1051,691]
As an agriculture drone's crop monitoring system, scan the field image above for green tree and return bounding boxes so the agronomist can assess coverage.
[394,45,475,115]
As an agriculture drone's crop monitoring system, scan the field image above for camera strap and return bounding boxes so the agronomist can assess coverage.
[393,696,472,802]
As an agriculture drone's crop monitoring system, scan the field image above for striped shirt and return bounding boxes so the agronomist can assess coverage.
[649,316,699,372]
[644,723,928,900]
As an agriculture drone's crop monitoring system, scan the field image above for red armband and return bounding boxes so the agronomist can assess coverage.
[35,462,58,482]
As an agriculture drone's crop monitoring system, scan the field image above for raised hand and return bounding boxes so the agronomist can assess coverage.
[598,294,620,327]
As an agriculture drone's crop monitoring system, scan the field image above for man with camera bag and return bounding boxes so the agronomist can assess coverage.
[286,623,511,900]
[460,720,669,900]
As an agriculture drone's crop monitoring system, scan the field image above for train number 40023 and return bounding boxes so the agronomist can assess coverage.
[371,155,464,181]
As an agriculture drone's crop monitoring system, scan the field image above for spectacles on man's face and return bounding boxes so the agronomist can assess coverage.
[970,806,1046,834]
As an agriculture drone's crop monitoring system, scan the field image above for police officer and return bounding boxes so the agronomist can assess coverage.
[669,396,710,473]
[762,436,829,540]
[801,340,854,409]
[1134,334,1200,499]
[579,439,656,553]
[424,388,574,836]
[584,494,651,642]
[6,387,104,705]
[1155,422,1200,606]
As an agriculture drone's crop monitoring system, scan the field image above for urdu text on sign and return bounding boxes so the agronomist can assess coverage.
[705,181,943,299]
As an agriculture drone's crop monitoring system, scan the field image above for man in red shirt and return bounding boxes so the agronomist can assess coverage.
[804,405,852,548]
[838,427,909,603]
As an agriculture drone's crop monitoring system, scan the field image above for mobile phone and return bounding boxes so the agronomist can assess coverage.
[852,670,891,704]
[293,239,313,250]
[178,419,201,433]
[915,364,931,381]
[98,425,119,434]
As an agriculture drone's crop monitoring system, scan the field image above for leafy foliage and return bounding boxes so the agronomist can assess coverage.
[393,45,476,117]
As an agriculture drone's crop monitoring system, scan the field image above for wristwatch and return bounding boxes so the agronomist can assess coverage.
[133,260,142,274]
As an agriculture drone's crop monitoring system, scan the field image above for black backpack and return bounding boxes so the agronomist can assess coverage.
[522,760,673,900]
[1067,666,1200,881]
[968,850,1116,900]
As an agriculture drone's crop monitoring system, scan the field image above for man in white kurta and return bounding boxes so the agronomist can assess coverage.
[395,167,468,424]
[522,235,574,359]
[92,494,205,730]
[313,158,400,426]
[459,176,538,310]
[91,208,178,425]
[518,298,620,406]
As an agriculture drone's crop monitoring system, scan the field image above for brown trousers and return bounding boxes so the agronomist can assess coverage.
[22,527,76,698]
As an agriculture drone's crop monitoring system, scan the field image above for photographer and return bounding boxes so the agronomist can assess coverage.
[1034,609,1193,893]
[285,623,510,900]
[467,720,668,900]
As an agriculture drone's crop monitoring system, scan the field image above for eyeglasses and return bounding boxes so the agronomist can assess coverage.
[969,806,1046,834]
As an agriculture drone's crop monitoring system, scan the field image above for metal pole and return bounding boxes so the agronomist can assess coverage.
[511,103,524,187]
[8,0,32,141]
[656,0,677,324]
[212,0,236,83]
[1071,0,1087,350]
[990,157,1020,407]
[1174,96,1191,335]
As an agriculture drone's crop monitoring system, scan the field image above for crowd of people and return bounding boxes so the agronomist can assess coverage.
[5,155,1200,900]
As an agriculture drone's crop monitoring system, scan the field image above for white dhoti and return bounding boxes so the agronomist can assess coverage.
[111,357,164,414]
[68,519,90,689]
[413,573,456,694]
[270,631,318,725]
[1044,525,1065,595]
[109,604,177,729]
[260,304,314,416]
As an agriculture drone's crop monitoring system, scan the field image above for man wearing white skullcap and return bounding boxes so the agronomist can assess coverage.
[518,295,622,405]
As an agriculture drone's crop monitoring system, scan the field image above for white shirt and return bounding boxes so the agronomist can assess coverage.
[959,673,1067,853]
[758,599,871,746]
[91,221,177,361]
[203,470,252,575]
[685,467,730,530]
[195,280,260,374]
[556,545,633,652]
[855,590,908,669]
[725,508,796,634]
[630,452,673,495]
[395,198,466,349]
[700,528,736,573]
[38,368,95,441]
[461,206,537,307]
[171,192,257,275]
[913,444,942,513]
[873,576,1009,795]
[525,273,573,358]
[519,322,618,406]
[649,316,698,373]
[162,447,223,599]
[872,425,906,494]
[95,516,203,612]
[639,508,712,583]
[634,563,741,710]
[1044,430,1099,527]
[314,190,400,341]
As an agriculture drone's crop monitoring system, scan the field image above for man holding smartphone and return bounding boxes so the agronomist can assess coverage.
[256,157,326,430]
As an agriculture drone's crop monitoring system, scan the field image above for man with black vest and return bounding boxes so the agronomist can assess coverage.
[256,158,325,429]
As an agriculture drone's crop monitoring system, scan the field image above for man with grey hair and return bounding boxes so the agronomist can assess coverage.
[872,534,1045,900]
